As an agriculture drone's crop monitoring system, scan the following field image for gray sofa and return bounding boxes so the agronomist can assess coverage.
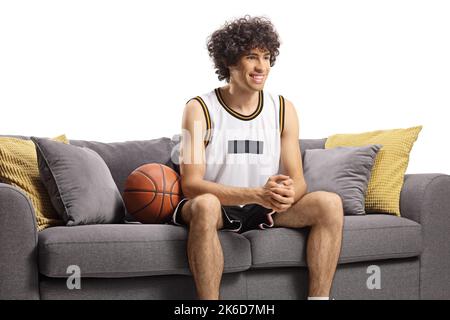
[1,136,449,300]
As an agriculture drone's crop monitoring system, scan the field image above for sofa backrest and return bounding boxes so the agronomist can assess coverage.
[70,138,178,195]
[1,134,326,195]
[299,138,326,160]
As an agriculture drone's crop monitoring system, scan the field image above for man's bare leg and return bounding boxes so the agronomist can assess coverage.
[272,191,344,297]
[180,193,224,300]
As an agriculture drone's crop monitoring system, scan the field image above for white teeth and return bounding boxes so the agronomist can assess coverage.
[251,75,264,82]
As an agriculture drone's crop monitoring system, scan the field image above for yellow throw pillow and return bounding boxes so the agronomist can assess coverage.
[0,135,68,230]
[325,126,422,216]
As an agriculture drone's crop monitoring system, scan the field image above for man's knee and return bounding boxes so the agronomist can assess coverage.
[189,193,223,230]
[312,191,344,227]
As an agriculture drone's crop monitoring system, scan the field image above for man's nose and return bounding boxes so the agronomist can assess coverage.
[254,60,265,72]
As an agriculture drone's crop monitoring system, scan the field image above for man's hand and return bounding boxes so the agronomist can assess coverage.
[258,174,295,213]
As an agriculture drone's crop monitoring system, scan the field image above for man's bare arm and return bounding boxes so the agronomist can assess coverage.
[179,99,262,206]
[277,98,308,203]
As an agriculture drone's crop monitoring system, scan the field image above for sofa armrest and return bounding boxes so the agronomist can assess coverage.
[400,173,450,299]
[0,183,40,299]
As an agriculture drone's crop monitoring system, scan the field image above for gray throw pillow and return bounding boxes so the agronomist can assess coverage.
[31,137,125,226]
[303,144,382,215]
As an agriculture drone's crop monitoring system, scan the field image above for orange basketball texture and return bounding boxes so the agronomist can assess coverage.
[123,163,182,224]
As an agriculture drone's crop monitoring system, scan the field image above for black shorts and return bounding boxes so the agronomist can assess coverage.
[171,198,276,234]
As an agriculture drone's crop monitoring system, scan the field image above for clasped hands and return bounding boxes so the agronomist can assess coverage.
[258,174,295,213]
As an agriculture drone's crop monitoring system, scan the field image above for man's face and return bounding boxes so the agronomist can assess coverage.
[229,47,271,91]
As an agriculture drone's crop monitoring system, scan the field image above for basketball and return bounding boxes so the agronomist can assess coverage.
[123,163,183,224]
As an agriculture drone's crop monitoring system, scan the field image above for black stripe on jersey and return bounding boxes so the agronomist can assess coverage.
[279,95,285,135]
[188,96,212,148]
[215,88,263,121]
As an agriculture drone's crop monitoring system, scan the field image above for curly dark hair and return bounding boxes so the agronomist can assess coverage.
[206,15,281,82]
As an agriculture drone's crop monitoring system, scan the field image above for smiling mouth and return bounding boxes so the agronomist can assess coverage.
[250,74,265,84]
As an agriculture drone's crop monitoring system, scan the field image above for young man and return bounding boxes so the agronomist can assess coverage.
[172,15,344,300]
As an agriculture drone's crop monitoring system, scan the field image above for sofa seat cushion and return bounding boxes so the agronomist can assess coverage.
[38,224,251,278]
[243,215,422,269]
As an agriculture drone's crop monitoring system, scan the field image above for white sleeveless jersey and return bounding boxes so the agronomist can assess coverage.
[190,88,286,194]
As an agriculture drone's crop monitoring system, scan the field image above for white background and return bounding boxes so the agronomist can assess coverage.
[1,0,449,174]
